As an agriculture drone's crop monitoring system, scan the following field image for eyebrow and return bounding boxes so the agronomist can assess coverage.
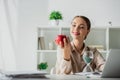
[71,22,76,24]
[79,24,85,26]
[71,23,86,26]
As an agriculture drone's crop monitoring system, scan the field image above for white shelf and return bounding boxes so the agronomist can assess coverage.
[37,26,120,53]
[37,26,60,29]
[98,50,108,53]
[37,26,120,72]
[37,50,57,53]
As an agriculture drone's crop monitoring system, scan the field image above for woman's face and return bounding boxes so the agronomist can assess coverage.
[70,17,90,40]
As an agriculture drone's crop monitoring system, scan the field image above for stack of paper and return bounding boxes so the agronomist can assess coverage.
[3,70,48,78]
[75,72,102,78]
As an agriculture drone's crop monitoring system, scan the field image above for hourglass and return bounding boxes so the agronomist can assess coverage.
[82,51,93,72]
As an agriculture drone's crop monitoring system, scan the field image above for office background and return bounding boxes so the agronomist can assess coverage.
[0,0,120,72]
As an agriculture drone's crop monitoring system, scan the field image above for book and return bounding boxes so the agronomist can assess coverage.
[88,45,104,51]
[38,36,45,50]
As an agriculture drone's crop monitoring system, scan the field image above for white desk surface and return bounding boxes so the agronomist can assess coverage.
[46,74,120,80]
[11,74,120,80]
[1,70,120,80]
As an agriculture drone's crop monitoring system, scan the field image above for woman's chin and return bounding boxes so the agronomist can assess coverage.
[72,36,79,39]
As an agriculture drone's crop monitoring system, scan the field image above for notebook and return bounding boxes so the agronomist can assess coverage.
[101,49,120,78]
[3,70,48,78]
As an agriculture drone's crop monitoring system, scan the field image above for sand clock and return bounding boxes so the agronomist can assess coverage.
[82,51,93,72]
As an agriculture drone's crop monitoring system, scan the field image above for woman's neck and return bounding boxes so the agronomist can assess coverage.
[73,39,84,52]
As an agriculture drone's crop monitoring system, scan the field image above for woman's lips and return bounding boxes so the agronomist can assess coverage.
[72,32,80,35]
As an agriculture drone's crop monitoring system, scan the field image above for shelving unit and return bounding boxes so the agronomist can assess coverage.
[37,26,120,72]
[86,27,109,59]
[109,27,120,49]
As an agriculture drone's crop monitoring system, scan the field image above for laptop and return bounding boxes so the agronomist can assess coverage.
[101,49,120,78]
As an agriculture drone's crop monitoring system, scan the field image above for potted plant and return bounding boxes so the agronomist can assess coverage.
[49,10,63,26]
[38,62,48,70]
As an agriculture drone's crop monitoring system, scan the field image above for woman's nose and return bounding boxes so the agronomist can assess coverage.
[74,26,79,31]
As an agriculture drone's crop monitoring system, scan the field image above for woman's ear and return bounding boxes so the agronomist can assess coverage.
[84,30,90,40]
[87,29,90,35]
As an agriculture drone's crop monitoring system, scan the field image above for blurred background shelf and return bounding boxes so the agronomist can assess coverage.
[37,50,57,53]
[37,26,120,72]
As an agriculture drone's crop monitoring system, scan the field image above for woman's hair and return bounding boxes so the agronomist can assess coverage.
[72,15,91,30]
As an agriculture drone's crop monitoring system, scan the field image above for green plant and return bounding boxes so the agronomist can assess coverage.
[49,11,63,20]
[38,62,48,70]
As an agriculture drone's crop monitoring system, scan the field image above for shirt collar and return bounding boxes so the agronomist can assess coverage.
[71,42,88,56]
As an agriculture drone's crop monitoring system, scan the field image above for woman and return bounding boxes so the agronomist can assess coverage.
[55,15,105,74]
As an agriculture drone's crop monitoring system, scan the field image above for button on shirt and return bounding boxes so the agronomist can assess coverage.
[55,42,105,74]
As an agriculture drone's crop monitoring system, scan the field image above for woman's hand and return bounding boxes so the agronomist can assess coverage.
[59,36,71,60]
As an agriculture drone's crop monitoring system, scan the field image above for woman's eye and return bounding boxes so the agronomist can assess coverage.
[72,25,76,27]
[78,26,84,29]
[79,25,87,29]
[80,27,84,29]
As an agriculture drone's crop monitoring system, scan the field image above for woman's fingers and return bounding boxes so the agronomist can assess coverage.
[63,36,70,46]
[55,36,70,48]
[59,41,64,48]
[63,37,67,46]
[67,36,70,43]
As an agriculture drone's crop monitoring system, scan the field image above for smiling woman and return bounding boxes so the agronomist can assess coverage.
[54,15,105,74]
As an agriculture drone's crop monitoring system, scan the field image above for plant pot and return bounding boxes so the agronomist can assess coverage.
[50,20,59,26]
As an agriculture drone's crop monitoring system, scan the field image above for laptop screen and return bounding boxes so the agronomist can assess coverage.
[101,49,120,78]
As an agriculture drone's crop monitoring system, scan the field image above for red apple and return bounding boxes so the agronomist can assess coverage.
[55,34,67,46]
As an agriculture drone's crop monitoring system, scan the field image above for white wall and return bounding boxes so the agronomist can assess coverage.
[48,0,120,26]
[16,0,48,71]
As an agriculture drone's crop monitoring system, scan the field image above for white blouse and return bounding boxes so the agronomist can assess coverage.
[55,42,105,74]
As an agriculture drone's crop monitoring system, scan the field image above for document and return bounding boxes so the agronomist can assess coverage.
[3,70,48,78]
[75,72,101,78]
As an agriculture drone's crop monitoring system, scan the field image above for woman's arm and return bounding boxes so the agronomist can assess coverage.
[55,37,72,74]
[94,48,105,71]
[55,47,72,74]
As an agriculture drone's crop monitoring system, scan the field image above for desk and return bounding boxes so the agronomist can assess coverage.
[11,74,120,80]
